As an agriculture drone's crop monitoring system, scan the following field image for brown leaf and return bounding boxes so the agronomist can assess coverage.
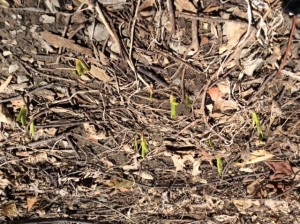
[40,31,92,55]
[208,87,224,102]
[0,104,14,125]
[0,203,18,218]
[175,0,197,13]
[27,197,37,212]
[139,0,156,17]
[264,161,294,180]
[89,65,112,83]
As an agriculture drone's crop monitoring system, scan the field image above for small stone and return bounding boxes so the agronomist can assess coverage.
[87,23,110,42]
[9,30,17,36]
[17,75,29,84]
[40,15,55,24]
[3,51,12,56]
[21,55,34,63]
[172,78,181,86]
[8,64,19,73]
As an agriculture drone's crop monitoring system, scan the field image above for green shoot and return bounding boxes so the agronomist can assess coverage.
[141,134,148,158]
[16,106,26,127]
[208,139,214,149]
[75,59,89,75]
[185,94,192,109]
[217,157,222,176]
[170,95,179,119]
[134,137,139,152]
[29,121,35,139]
[252,112,263,141]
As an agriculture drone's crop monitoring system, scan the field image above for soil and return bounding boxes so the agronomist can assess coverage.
[0,0,299,223]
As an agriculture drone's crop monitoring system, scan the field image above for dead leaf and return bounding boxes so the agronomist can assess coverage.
[192,160,201,176]
[171,153,194,171]
[0,203,18,218]
[203,4,223,13]
[40,31,93,55]
[222,21,247,51]
[100,157,114,168]
[0,75,13,93]
[208,87,224,102]
[214,215,237,222]
[200,36,209,46]
[242,58,264,76]
[247,176,264,195]
[105,179,134,192]
[232,199,260,213]
[213,99,239,113]
[98,51,110,66]
[0,0,10,7]
[27,152,48,164]
[175,0,197,13]
[264,161,293,180]
[11,99,26,107]
[84,123,107,140]
[237,150,274,167]
[0,104,14,125]
[269,101,282,129]
[264,200,290,214]
[216,81,231,95]
[139,0,156,17]
[27,197,37,212]
[0,175,12,189]
[89,65,112,83]
[133,171,154,180]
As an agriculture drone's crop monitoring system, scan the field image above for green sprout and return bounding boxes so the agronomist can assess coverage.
[75,59,89,75]
[134,134,149,158]
[217,157,222,176]
[170,95,179,119]
[185,94,192,109]
[16,106,26,127]
[252,112,263,141]
[29,121,35,139]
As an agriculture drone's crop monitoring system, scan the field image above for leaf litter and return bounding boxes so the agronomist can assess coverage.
[0,0,299,223]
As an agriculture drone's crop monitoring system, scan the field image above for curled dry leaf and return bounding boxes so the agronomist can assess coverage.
[208,86,238,113]
[264,160,293,180]
[0,175,12,189]
[0,0,10,8]
[89,65,112,83]
[242,58,264,76]
[27,197,37,212]
[247,176,264,195]
[208,87,224,102]
[264,200,290,214]
[175,0,197,13]
[133,171,154,180]
[139,0,156,17]
[27,152,49,165]
[214,215,238,222]
[237,150,274,167]
[0,104,14,126]
[222,21,247,51]
[0,203,19,218]
[232,199,260,213]
[171,154,194,172]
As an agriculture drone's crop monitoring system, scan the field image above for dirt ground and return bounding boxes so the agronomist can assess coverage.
[0,0,299,223]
